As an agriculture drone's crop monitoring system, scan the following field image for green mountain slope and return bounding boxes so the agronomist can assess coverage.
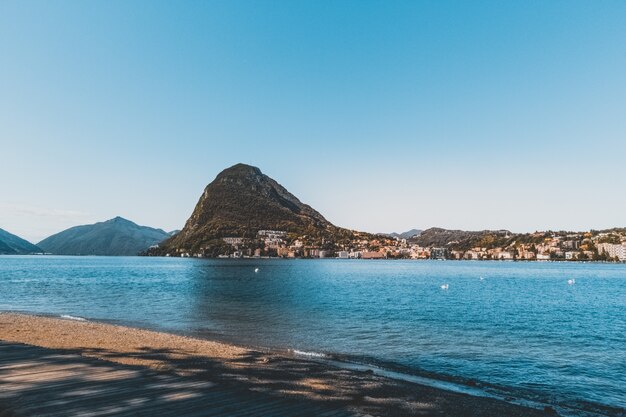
[410,227,513,251]
[0,228,42,254]
[38,217,169,256]
[158,163,351,254]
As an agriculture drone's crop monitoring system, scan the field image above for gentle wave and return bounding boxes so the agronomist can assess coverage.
[59,314,87,321]
[291,349,326,358]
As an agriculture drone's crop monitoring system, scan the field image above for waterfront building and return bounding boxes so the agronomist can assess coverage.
[362,251,386,259]
[430,248,447,260]
[597,243,626,261]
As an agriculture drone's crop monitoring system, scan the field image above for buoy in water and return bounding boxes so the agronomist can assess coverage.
[254,268,260,273]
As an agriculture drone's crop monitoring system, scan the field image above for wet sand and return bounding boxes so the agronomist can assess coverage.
[0,313,551,416]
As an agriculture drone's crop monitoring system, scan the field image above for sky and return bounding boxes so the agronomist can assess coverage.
[1,0,625,243]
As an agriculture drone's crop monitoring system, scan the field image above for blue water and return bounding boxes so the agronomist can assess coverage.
[0,256,624,415]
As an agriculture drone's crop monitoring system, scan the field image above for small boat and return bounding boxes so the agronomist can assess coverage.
[440,284,449,290]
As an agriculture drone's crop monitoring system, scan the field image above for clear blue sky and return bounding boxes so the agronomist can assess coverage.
[1,0,625,242]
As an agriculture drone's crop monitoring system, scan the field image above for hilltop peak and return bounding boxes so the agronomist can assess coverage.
[159,164,340,255]
[220,163,262,175]
[108,216,130,222]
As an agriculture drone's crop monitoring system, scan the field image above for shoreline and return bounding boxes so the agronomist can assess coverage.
[2,254,626,264]
[0,312,583,417]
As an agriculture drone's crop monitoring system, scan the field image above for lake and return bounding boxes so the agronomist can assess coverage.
[0,256,624,415]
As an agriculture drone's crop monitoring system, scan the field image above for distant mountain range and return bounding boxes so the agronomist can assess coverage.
[410,227,513,251]
[0,228,42,254]
[381,229,422,239]
[154,163,362,255]
[7,163,623,259]
[37,217,170,256]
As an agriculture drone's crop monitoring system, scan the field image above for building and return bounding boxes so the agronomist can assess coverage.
[429,248,447,260]
[222,237,244,245]
[494,251,513,260]
[362,251,385,259]
[597,243,626,261]
[563,240,579,250]
[337,251,349,259]
[518,251,536,260]
[464,250,483,260]
[257,230,287,239]
[449,250,463,260]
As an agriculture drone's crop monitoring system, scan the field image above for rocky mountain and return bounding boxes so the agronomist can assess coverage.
[0,228,42,254]
[410,227,513,251]
[157,163,353,254]
[38,217,170,256]
[383,229,422,239]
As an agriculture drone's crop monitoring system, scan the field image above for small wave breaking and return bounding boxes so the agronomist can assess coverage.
[291,349,326,358]
[60,314,87,321]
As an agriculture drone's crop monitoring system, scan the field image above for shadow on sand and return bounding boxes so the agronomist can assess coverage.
[0,341,547,417]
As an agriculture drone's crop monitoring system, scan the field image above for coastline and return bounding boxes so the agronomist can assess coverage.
[3,253,625,264]
[0,312,554,417]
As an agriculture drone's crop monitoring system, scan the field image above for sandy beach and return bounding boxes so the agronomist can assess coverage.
[0,313,552,416]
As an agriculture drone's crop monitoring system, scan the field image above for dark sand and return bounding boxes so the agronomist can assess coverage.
[0,313,552,416]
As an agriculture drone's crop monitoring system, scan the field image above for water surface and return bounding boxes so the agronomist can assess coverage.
[0,256,624,415]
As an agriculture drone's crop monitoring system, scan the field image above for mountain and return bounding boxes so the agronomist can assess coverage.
[38,217,170,256]
[0,228,42,254]
[383,229,422,239]
[157,163,352,254]
[410,227,513,251]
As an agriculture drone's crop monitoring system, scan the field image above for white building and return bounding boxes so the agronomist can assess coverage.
[257,230,287,247]
[597,243,626,261]
[223,237,244,245]
[257,230,287,239]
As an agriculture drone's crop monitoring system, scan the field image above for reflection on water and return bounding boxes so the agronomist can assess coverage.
[0,256,625,413]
